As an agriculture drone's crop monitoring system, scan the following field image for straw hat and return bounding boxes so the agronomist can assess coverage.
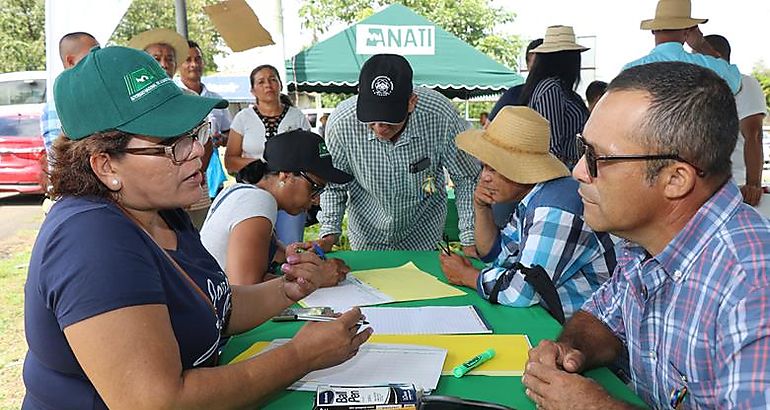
[640,0,707,30]
[128,28,189,71]
[531,26,588,54]
[455,107,569,184]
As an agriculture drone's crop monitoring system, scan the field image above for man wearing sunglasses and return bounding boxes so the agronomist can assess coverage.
[523,62,770,409]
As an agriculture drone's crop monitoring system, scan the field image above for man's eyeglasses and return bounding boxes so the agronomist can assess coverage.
[297,171,325,197]
[120,122,210,165]
[576,134,705,179]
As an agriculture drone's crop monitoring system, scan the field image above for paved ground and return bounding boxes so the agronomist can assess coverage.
[0,193,44,244]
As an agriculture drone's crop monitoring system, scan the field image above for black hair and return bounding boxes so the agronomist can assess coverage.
[187,40,200,50]
[704,34,731,62]
[608,61,737,182]
[249,64,282,89]
[526,38,544,54]
[519,50,582,105]
[235,160,270,184]
[585,80,608,104]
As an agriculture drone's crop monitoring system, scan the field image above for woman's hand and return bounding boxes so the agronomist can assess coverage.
[319,258,350,287]
[280,252,324,301]
[288,308,373,373]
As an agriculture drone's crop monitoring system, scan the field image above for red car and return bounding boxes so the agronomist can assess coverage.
[0,104,46,194]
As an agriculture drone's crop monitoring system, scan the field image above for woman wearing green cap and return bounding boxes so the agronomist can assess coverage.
[22,46,371,409]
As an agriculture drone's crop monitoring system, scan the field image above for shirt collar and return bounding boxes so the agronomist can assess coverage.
[653,180,742,280]
[651,42,685,54]
[516,182,545,214]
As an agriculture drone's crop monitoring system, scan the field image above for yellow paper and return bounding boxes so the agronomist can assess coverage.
[353,262,465,303]
[229,341,270,364]
[229,335,531,376]
[368,334,531,376]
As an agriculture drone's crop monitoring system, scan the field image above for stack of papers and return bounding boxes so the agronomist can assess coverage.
[229,334,531,377]
[258,340,447,392]
[360,306,493,335]
[299,262,465,311]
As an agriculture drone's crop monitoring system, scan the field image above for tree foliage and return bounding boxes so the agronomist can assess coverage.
[299,0,522,70]
[0,0,45,72]
[110,0,224,73]
[753,61,770,115]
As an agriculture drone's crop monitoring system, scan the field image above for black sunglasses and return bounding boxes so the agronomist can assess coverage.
[120,122,210,165]
[576,134,705,179]
[297,171,325,197]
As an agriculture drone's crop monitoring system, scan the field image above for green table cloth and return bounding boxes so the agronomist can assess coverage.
[219,250,646,409]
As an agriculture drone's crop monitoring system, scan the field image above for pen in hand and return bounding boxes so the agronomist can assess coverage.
[295,314,369,326]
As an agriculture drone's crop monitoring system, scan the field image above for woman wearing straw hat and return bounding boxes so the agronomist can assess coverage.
[438,106,616,321]
[519,25,590,169]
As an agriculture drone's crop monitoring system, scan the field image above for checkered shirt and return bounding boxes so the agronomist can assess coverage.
[582,181,770,409]
[477,182,617,319]
[318,87,480,249]
[40,101,61,164]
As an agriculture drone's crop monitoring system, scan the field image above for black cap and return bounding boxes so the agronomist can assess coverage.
[264,130,353,184]
[356,54,413,124]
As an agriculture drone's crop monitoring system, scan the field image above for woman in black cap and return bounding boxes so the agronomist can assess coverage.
[201,129,353,286]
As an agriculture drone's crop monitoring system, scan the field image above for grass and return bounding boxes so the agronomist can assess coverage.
[0,229,37,410]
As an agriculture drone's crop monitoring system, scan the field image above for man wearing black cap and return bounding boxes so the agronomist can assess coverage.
[316,54,480,252]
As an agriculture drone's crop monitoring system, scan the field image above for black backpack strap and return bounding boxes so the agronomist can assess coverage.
[487,262,565,324]
[520,264,565,324]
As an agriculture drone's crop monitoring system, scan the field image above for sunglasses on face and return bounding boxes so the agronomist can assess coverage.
[297,171,325,197]
[575,134,705,179]
[120,122,211,165]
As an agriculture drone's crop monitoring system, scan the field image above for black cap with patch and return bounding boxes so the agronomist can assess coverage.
[264,130,353,184]
[356,54,413,124]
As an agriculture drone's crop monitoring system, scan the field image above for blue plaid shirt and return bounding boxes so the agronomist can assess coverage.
[40,102,61,158]
[477,180,617,319]
[582,181,770,409]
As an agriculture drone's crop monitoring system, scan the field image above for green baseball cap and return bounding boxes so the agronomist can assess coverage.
[54,46,228,140]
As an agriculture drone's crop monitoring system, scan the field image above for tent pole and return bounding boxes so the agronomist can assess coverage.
[465,98,469,121]
[175,0,188,39]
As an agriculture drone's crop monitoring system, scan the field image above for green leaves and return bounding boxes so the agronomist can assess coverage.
[0,0,45,72]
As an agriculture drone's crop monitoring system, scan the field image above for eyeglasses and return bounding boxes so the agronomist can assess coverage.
[576,134,705,179]
[297,171,325,197]
[120,122,210,165]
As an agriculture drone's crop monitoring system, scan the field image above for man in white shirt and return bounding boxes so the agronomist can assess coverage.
[705,34,768,216]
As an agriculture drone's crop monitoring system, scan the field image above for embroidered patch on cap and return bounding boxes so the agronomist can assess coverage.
[124,66,172,102]
[318,141,331,158]
[371,75,394,97]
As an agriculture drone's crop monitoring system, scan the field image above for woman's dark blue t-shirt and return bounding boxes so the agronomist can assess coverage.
[22,197,232,409]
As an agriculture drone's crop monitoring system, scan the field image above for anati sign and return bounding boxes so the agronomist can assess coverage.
[356,24,435,55]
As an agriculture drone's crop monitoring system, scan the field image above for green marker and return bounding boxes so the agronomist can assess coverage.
[452,348,495,378]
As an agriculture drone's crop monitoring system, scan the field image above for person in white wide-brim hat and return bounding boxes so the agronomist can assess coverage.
[624,0,742,94]
[438,106,617,322]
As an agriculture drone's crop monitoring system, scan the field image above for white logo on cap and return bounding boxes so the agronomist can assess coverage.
[371,76,394,97]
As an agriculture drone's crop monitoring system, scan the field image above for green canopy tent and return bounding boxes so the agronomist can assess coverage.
[286,4,523,99]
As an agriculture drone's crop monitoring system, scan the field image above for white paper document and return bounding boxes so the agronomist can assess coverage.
[360,306,493,335]
[264,340,447,392]
[299,276,393,311]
